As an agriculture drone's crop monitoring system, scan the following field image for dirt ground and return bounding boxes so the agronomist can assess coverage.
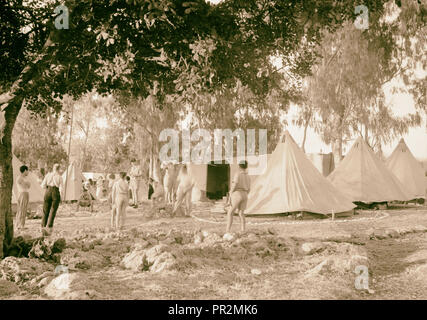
[2,200,427,300]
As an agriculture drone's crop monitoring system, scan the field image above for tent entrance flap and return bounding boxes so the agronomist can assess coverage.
[206,161,230,200]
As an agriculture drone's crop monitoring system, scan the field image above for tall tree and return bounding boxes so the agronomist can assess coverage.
[305,13,423,163]
[0,0,387,257]
[13,107,67,170]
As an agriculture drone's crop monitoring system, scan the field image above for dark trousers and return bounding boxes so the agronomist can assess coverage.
[42,186,61,228]
[148,184,154,200]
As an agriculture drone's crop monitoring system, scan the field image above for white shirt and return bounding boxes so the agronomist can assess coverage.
[17,175,31,193]
[41,172,63,189]
[129,165,142,180]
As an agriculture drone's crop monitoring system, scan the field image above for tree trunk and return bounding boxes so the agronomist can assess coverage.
[332,138,343,166]
[301,120,309,153]
[0,98,22,258]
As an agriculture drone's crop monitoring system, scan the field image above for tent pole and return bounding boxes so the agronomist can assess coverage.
[64,101,74,202]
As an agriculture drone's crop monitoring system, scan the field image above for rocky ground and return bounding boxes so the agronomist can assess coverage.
[1,201,427,300]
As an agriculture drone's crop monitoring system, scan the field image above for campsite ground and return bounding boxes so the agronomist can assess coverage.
[2,201,427,300]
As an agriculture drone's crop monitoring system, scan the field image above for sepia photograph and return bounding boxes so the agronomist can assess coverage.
[0,0,426,307]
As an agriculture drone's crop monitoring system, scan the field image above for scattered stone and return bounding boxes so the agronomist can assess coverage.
[373,230,388,240]
[28,238,66,261]
[250,240,270,252]
[334,243,354,255]
[393,227,411,236]
[223,233,235,242]
[160,238,176,245]
[366,228,376,239]
[134,241,151,250]
[60,249,109,270]
[385,229,399,238]
[251,269,262,275]
[0,257,52,284]
[203,233,222,246]
[194,232,204,245]
[0,279,20,297]
[411,225,427,233]
[301,242,325,255]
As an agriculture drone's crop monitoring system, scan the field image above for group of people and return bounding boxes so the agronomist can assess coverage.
[16,163,64,235]
[14,158,251,236]
[150,164,196,217]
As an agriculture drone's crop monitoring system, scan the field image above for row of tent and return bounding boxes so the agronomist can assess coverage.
[245,132,425,215]
[188,131,426,216]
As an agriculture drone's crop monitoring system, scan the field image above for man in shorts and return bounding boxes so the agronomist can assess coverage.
[225,160,250,234]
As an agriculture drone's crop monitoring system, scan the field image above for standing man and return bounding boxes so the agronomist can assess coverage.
[111,172,129,230]
[16,165,31,231]
[129,159,142,208]
[41,164,63,236]
[172,165,195,217]
[107,173,116,209]
[163,163,174,204]
[225,160,250,235]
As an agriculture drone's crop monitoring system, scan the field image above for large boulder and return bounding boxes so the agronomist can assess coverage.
[121,244,176,273]
[44,273,101,300]
[121,248,149,272]
[149,252,176,273]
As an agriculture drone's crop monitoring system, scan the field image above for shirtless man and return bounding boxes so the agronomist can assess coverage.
[163,163,177,204]
[225,160,250,234]
[111,172,129,230]
[172,165,195,217]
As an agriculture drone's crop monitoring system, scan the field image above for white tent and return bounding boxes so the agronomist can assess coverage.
[245,131,356,215]
[386,138,426,199]
[11,156,44,204]
[62,162,84,201]
[328,137,411,203]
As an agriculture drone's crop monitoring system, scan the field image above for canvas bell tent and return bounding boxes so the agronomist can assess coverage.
[328,137,411,203]
[245,131,355,215]
[62,162,84,201]
[386,138,426,200]
[11,155,44,204]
